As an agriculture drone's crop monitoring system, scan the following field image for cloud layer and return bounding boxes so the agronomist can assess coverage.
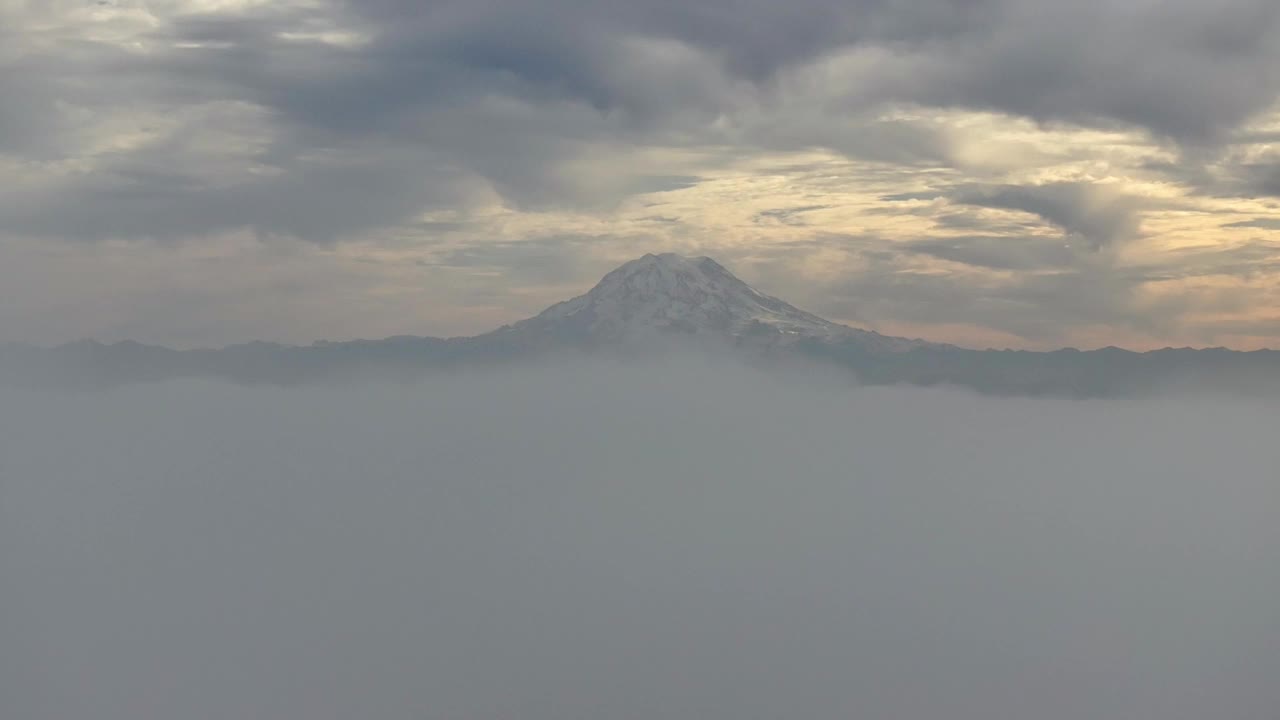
[2,0,1280,348]
[3,361,1279,720]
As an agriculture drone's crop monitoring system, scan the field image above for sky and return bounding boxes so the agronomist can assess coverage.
[3,360,1279,719]
[3,0,1280,350]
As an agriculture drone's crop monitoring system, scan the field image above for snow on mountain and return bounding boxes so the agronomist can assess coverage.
[490,253,929,351]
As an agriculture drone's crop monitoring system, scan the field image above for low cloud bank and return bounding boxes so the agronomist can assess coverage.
[2,356,1277,720]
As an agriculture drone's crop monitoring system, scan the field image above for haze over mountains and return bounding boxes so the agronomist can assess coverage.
[3,253,1277,395]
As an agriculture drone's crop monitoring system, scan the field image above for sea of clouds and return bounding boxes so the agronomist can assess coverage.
[2,355,1277,720]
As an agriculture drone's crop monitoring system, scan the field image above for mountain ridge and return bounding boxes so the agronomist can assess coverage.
[3,253,1278,396]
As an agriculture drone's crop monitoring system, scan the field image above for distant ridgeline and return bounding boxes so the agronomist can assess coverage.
[4,254,1277,396]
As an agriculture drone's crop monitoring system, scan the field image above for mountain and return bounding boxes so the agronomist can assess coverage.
[3,253,1278,396]
[484,253,928,352]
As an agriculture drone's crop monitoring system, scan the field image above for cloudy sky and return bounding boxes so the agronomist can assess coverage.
[3,0,1280,350]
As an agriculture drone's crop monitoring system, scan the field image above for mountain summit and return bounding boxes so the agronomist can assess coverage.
[8,252,1278,395]
[492,252,915,349]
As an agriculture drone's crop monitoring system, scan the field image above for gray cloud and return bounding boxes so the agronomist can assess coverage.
[950,182,1147,250]
[341,0,1280,146]
[804,233,1280,347]
[347,0,1280,145]
[1140,240,1280,282]
[4,0,1280,243]
[1224,217,1280,230]
[881,191,946,202]
[754,205,833,226]
[420,234,614,287]
[905,234,1078,271]
[847,184,1152,342]
[1239,162,1280,198]
[742,234,1152,344]
[840,267,1141,343]
[0,142,472,243]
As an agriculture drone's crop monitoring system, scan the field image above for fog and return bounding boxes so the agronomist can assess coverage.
[2,355,1278,720]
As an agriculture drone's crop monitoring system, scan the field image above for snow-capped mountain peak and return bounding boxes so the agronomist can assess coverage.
[498,252,856,344]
